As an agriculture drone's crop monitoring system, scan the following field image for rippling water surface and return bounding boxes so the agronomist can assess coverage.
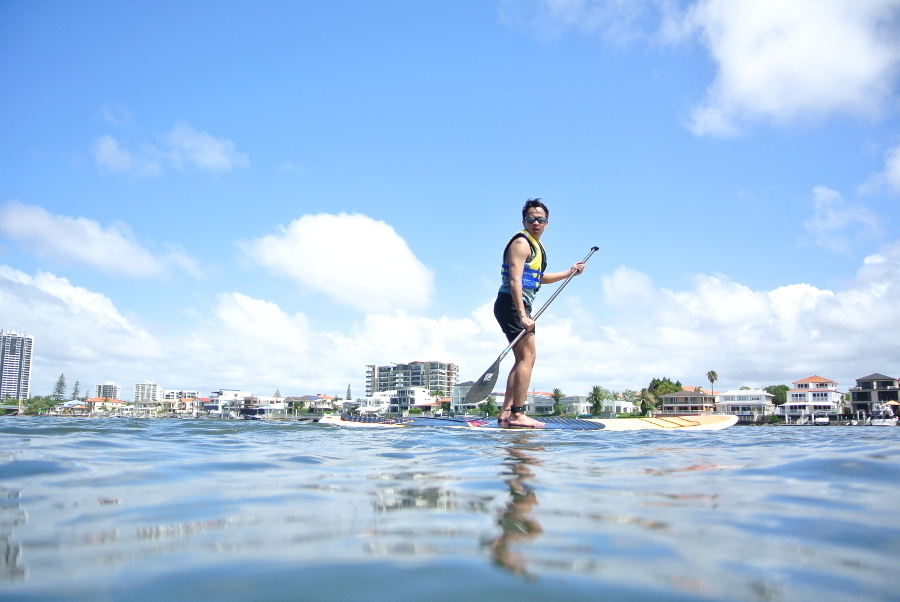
[0,418,898,601]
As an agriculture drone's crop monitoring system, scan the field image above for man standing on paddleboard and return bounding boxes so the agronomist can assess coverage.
[494,199,586,428]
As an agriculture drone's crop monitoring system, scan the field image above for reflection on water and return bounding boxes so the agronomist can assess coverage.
[489,438,544,579]
[0,418,898,601]
[0,486,24,582]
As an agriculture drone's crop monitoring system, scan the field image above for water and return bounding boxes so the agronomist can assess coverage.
[0,418,898,601]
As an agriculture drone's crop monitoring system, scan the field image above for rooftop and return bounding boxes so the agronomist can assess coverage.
[793,375,836,384]
[856,373,896,382]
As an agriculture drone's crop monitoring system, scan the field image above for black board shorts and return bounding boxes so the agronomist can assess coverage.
[494,292,533,343]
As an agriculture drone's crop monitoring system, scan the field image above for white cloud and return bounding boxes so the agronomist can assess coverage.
[802,186,881,252]
[98,102,133,127]
[0,201,200,278]
[578,243,900,390]
[6,239,900,399]
[209,241,886,396]
[886,145,900,192]
[90,134,161,176]
[0,266,162,364]
[89,122,248,176]
[90,134,133,171]
[678,0,900,136]
[240,213,435,313]
[164,122,250,172]
[503,0,900,136]
[867,143,900,193]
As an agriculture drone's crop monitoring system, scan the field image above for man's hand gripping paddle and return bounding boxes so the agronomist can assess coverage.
[464,246,599,406]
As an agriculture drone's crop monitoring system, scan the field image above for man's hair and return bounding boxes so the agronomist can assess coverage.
[522,198,549,219]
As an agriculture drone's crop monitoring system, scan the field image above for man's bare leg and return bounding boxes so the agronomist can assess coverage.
[500,333,544,428]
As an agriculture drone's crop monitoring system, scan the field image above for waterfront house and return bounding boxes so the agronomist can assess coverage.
[179,397,208,417]
[52,400,88,415]
[715,389,775,421]
[657,389,716,415]
[312,394,340,413]
[207,390,252,416]
[775,375,844,419]
[349,391,393,413]
[606,394,637,416]
[848,373,899,415]
[495,392,554,415]
[561,395,591,415]
[450,381,480,413]
[386,387,432,413]
[86,397,127,412]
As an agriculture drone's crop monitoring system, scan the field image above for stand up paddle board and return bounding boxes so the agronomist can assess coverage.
[319,414,737,431]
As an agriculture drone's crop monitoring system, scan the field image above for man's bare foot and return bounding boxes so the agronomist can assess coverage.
[505,412,545,429]
[497,408,511,427]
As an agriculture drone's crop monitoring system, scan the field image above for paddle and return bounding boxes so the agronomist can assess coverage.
[464,246,599,405]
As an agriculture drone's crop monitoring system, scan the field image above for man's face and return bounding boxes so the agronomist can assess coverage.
[523,207,548,238]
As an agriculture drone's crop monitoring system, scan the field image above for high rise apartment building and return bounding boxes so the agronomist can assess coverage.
[94,382,122,400]
[365,361,458,397]
[0,330,34,401]
[134,380,164,403]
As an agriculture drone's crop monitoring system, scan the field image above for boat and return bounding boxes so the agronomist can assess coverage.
[868,404,898,426]
[813,411,830,425]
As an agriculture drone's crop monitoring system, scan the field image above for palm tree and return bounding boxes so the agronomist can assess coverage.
[551,388,565,416]
[638,388,658,416]
[706,370,718,395]
[587,385,610,416]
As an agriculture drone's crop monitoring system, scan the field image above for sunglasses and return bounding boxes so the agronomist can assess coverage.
[524,216,548,224]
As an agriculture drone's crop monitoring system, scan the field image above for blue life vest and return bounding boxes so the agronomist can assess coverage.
[498,230,547,305]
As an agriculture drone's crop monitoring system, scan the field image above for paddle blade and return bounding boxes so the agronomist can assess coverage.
[465,358,502,404]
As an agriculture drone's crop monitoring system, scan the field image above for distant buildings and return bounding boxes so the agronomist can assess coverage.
[386,387,434,413]
[0,330,33,401]
[658,389,716,415]
[365,361,458,397]
[715,389,775,416]
[849,373,899,414]
[206,389,251,414]
[94,382,122,400]
[163,389,202,401]
[450,381,477,414]
[134,380,164,404]
[776,375,844,418]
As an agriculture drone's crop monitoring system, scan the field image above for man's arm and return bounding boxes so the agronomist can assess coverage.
[541,262,585,285]
[506,238,535,331]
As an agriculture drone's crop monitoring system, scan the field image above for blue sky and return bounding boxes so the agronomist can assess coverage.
[2,0,899,400]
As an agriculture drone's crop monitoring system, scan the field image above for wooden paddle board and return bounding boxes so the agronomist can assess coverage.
[318,414,737,431]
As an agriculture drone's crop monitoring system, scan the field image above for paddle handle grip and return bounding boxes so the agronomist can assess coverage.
[505,245,598,351]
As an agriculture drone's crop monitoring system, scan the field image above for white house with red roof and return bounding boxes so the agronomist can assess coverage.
[776,375,844,417]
